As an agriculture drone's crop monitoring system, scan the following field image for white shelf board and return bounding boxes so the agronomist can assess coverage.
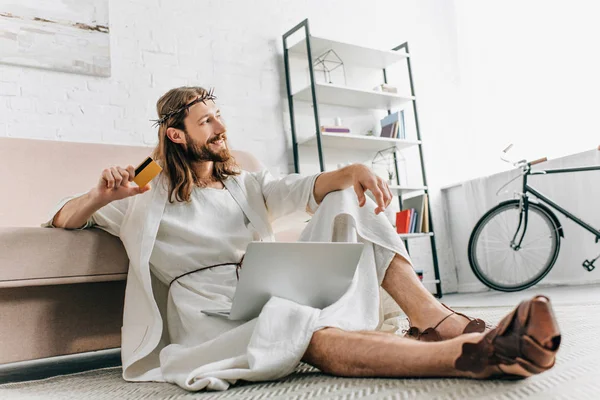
[293,82,414,110]
[389,186,427,196]
[288,35,409,69]
[398,233,434,239]
[299,132,420,153]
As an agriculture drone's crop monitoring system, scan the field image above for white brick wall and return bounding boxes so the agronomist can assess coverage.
[0,0,463,293]
[0,0,458,163]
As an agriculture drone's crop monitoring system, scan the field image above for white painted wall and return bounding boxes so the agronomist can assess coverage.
[0,0,464,293]
[451,0,600,184]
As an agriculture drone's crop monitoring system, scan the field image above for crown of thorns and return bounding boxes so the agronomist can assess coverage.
[151,88,217,128]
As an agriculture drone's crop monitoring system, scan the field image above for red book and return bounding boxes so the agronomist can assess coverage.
[396,210,412,234]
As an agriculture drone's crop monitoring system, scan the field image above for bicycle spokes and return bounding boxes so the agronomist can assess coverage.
[470,203,559,290]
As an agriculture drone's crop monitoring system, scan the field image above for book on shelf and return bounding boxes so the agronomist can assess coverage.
[395,209,412,234]
[380,123,395,138]
[321,126,350,133]
[379,111,405,139]
[401,194,429,234]
[422,193,430,233]
[409,209,418,233]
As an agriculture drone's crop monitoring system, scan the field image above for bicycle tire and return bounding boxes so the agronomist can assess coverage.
[468,200,561,292]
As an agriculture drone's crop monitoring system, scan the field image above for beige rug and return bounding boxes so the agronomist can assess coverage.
[1,304,598,400]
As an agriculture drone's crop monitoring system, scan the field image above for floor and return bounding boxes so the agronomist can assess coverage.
[441,283,600,307]
[1,283,597,392]
[2,296,597,399]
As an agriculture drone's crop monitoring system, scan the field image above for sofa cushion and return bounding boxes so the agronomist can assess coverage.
[0,227,128,286]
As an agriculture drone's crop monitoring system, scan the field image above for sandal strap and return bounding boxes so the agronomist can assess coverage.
[430,312,456,331]
[405,307,488,342]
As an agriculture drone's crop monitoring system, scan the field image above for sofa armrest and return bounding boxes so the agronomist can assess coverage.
[0,227,129,287]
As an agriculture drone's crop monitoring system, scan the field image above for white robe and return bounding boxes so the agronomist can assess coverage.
[149,185,254,350]
[42,169,412,391]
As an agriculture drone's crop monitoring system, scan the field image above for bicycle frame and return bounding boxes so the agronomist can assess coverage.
[512,165,600,249]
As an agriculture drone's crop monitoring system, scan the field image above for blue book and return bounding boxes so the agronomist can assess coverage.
[381,112,399,127]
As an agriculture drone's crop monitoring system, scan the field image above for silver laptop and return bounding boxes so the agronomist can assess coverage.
[201,241,364,321]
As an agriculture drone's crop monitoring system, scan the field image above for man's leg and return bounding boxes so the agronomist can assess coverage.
[302,328,513,379]
[303,296,560,380]
[381,254,473,339]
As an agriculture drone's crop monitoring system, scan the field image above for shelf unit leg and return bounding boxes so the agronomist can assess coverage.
[282,20,307,173]
[282,19,325,173]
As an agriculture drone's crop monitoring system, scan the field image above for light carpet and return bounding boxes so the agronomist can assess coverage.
[1,304,598,400]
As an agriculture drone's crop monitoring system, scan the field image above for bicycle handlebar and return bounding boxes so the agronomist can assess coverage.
[529,157,547,166]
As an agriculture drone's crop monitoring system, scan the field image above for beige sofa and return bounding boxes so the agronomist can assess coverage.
[0,137,306,365]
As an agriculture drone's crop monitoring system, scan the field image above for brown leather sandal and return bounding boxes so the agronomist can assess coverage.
[405,304,488,342]
[455,295,561,379]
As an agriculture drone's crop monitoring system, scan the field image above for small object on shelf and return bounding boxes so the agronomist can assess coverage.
[372,147,397,185]
[313,49,347,85]
[334,117,343,126]
[373,83,398,94]
[321,126,350,133]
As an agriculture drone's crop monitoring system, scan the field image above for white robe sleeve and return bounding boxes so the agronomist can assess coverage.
[41,191,130,237]
[251,169,322,222]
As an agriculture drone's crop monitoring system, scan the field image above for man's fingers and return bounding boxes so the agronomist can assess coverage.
[353,182,366,207]
[126,165,135,182]
[102,168,115,189]
[378,179,392,208]
[117,166,130,186]
[370,182,385,214]
[110,167,122,188]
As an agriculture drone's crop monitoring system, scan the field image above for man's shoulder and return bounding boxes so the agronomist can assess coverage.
[230,169,267,182]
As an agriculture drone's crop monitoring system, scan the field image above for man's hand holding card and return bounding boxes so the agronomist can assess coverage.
[91,156,162,205]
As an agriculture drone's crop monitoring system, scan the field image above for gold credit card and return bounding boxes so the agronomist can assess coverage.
[133,156,162,188]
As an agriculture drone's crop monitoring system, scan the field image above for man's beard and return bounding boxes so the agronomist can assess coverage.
[184,132,231,163]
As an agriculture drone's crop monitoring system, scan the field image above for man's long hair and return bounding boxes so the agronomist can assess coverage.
[151,86,240,203]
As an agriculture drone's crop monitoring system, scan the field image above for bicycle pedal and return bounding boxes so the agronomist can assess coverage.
[583,259,596,272]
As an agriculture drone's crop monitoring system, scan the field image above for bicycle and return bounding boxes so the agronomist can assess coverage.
[468,144,600,292]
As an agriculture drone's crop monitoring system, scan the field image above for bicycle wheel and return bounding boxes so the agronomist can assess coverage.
[468,200,561,292]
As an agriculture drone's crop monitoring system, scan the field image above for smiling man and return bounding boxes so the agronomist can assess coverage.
[45,87,561,391]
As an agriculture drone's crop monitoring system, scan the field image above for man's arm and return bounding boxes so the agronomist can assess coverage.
[49,164,150,230]
[313,164,393,215]
[52,190,109,229]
